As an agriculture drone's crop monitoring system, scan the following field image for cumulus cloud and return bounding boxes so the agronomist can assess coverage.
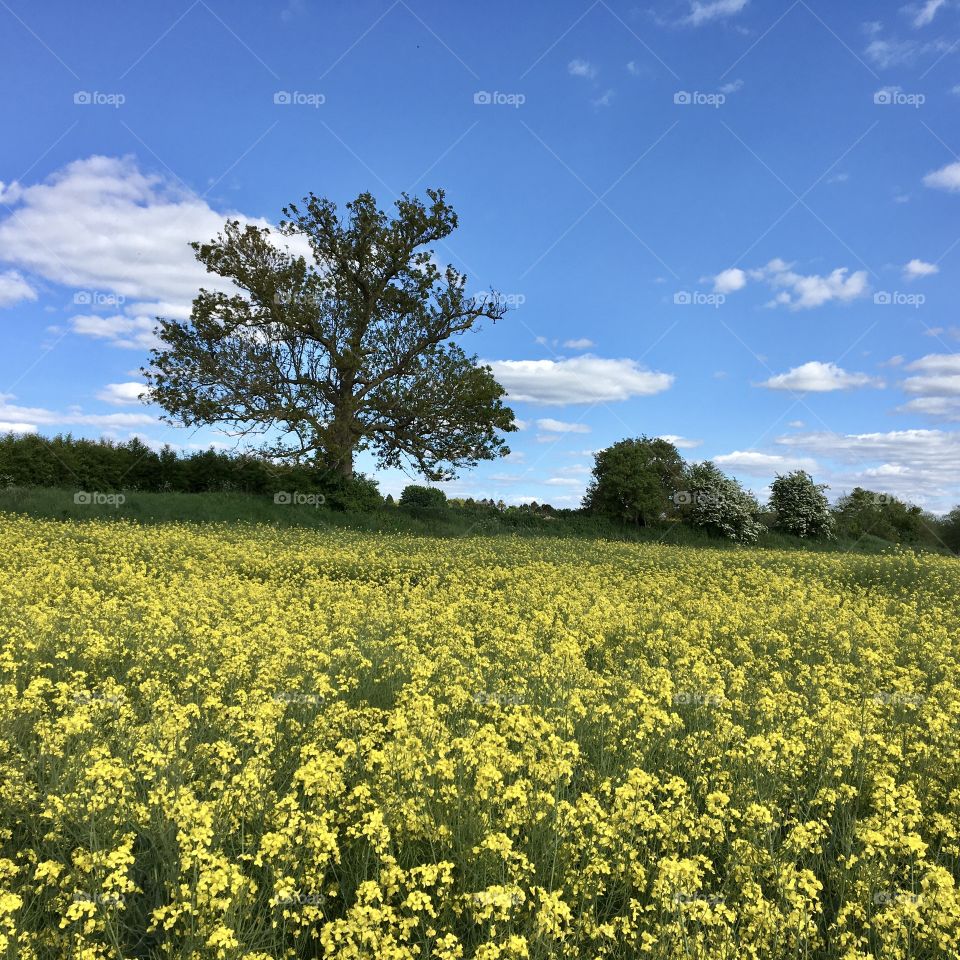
[711,259,870,309]
[0,155,312,350]
[486,357,674,405]
[536,418,591,434]
[759,361,884,392]
[776,428,960,509]
[684,0,749,27]
[897,354,960,420]
[0,421,37,434]
[924,161,960,192]
[659,434,703,449]
[712,267,747,294]
[70,314,160,350]
[0,269,37,307]
[714,450,818,474]
[568,59,597,79]
[97,381,148,405]
[0,393,156,432]
[903,258,939,279]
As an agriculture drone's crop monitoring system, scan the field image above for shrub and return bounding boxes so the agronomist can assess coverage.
[769,470,834,539]
[399,484,448,513]
[680,461,763,544]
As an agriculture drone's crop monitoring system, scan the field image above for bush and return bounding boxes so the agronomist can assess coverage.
[769,470,834,539]
[583,437,685,527]
[680,461,764,544]
[399,484,448,513]
[320,472,383,512]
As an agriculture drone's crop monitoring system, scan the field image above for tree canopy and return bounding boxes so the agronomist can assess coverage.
[144,189,516,480]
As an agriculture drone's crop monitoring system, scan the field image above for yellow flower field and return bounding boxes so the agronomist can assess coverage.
[1,513,959,959]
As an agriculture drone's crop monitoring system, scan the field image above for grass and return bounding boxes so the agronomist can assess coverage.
[0,483,926,555]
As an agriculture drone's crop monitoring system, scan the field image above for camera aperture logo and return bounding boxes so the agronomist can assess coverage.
[473,91,526,108]
[74,491,125,508]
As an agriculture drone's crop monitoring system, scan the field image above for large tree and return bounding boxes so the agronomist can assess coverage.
[144,189,516,480]
[583,436,685,527]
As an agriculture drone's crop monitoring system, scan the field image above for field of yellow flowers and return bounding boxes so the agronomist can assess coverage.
[2,513,959,959]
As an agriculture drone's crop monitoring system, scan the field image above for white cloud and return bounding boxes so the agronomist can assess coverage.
[486,356,674,405]
[563,338,595,349]
[568,59,597,79]
[777,428,960,509]
[592,89,615,108]
[0,269,37,307]
[626,60,640,75]
[536,418,591,434]
[544,477,582,486]
[659,434,703,449]
[0,155,312,351]
[911,0,947,27]
[903,258,939,280]
[684,0,749,26]
[759,361,884,392]
[70,314,160,350]
[865,36,918,67]
[0,393,156,431]
[898,354,960,420]
[712,267,747,294]
[97,381,148,405]
[714,259,870,308]
[924,161,960,192]
[719,78,744,94]
[0,421,37,434]
[714,450,818,474]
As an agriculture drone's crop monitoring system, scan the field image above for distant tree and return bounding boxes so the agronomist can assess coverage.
[681,461,763,543]
[942,506,960,554]
[832,487,940,546]
[399,484,447,513]
[769,470,834,539]
[583,436,685,527]
[145,188,516,481]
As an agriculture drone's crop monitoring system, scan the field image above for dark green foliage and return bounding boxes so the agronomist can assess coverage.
[145,189,516,481]
[399,484,448,514]
[583,436,685,527]
[832,487,944,549]
[679,461,764,544]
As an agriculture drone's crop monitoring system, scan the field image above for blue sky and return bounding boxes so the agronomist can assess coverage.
[1,0,959,508]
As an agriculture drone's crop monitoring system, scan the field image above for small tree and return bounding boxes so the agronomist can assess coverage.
[769,470,834,539]
[583,437,685,527]
[681,461,763,543]
[399,484,447,513]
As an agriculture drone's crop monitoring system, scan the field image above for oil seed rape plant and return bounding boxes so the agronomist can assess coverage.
[1,513,959,959]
